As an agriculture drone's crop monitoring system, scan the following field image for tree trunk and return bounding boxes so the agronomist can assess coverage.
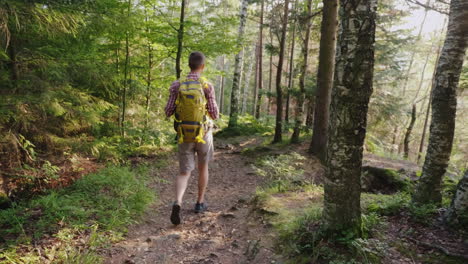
[255,0,264,119]
[272,0,290,143]
[219,56,225,115]
[291,0,313,143]
[445,170,468,226]
[324,0,377,235]
[252,43,259,115]
[306,97,315,128]
[401,0,430,96]
[417,19,447,163]
[412,0,468,205]
[8,35,19,88]
[175,0,186,79]
[242,46,255,114]
[145,42,153,130]
[228,0,249,128]
[403,104,417,159]
[121,27,130,137]
[267,53,273,115]
[285,0,297,125]
[267,22,274,116]
[309,0,338,161]
[392,0,431,149]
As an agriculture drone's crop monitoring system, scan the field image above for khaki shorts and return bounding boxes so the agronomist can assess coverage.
[178,130,214,173]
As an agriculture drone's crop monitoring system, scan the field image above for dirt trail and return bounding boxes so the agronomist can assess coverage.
[104,139,282,264]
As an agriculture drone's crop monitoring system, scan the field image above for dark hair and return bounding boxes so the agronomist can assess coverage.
[188,51,205,70]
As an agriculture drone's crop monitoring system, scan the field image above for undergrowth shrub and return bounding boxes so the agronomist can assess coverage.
[0,166,155,245]
[253,152,306,192]
[215,114,274,138]
[362,192,410,215]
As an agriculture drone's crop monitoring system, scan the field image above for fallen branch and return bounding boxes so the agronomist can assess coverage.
[403,235,468,260]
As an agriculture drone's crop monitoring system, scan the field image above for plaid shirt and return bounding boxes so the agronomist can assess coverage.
[164,72,219,120]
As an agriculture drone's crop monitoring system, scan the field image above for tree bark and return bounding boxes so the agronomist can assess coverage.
[305,97,315,128]
[445,170,468,226]
[272,0,290,143]
[324,0,377,235]
[412,0,468,205]
[255,0,264,119]
[309,0,338,161]
[228,0,249,128]
[403,104,417,159]
[175,0,186,79]
[291,0,313,143]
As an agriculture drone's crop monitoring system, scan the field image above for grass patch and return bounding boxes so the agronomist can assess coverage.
[0,165,156,263]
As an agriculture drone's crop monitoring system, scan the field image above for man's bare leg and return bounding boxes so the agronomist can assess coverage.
[175,172,191,205]
[197,162,209,203]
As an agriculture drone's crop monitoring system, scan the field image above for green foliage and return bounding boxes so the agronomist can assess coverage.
[362,192,410,215]
[253,152,306,192]
[407,203,438,224]
[276,204,384,264]
[0,166,155,245]
[215,114,274,137]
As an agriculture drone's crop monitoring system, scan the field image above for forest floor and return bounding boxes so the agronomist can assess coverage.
[100,135,468,264]
[102,136,286,264]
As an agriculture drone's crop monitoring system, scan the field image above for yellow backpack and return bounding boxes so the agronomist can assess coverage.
[174,77,209,144]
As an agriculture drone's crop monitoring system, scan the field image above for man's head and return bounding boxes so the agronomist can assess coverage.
[189,51,205,72]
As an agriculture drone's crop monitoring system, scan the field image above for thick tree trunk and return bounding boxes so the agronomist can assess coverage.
[228,0,249,128]
[403,104,417,159]
[255,0,264,119]
[175,0,186,79]
[309,0,338,161]
[272,0,290,143]
[445,170,468,226]
[324,0,377,235]
[291,0,313,143]
[412,0,468,205]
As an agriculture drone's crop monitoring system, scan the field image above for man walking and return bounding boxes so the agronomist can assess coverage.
[164,51,219,225]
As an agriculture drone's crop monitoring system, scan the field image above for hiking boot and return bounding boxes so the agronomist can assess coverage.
[170,203,181,225]
[194,202,208,213]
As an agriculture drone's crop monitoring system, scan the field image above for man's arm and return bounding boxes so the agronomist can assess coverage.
[164,81,180,117]
[204,82,219,120]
